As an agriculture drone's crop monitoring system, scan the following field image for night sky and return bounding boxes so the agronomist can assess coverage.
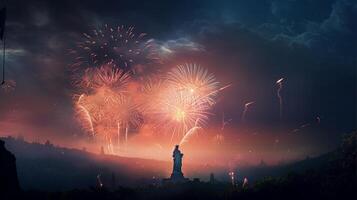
[0,0,356,162]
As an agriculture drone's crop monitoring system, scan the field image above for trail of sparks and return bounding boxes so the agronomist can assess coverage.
[179,125,202,146]
[221,112,232,130]
[290,116,321,133]
[117,122,121,147]
[276,78,284,120]
[241,101,255,123]
[215,112,231,144]
[76,94,95,136]
[97,174,103,188]
[316,116,321,124]
[78,106,95,136]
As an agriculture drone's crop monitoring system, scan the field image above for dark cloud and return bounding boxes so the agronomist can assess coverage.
[256,0,356,64]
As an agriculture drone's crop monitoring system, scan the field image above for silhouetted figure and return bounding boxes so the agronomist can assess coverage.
[171,145,183,178]
[210,173,216,184]
[96,174,103,189]
[259,159,267,167]
[45,140,53,148]
[172,145,183,173]
[111,172,116,189]
[100,146,105,155]
[168,145,189,183]
[242,177,249,189]
[0,140,20,194]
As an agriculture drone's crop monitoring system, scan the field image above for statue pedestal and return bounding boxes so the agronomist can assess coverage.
[170,171,188,182]
[163,172,189,184]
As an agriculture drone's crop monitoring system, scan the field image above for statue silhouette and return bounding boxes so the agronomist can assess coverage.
[173,145,183,173]
[162,145,189,184]
[169,145,188,182]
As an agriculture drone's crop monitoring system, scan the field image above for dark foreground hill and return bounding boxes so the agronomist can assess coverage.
[1,131,356,200]
[2,135,336,192]
[15,131,355,200]
[2,137,171,191]
[2,131,354,200]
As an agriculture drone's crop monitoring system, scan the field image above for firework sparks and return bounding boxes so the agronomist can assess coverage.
[241,101,254,122]
[72,60,223,147]
[228,171,235,186]
[76,94,95,136]
[75,64,141,152]
[70,24,159,75]
[142,64,221,142]
[96,174,103,188]
[316,116,321,124]
[139,77,165,115]
[221,112,232,130]
[292,128,299,133]
[68,21,229,151]
[179,125,202,146]
[214,112,231,145]
[115,96,142,145]
[155,88,210,140]
[242,177,249,188]
[77,64,131,93]
[167,63,219,106]
[276,78,284,119]
[300,123,310,128]
[214,134,225,144]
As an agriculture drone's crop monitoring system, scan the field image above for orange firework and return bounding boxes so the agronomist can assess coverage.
[75,64,140,152]
[78,64,131,93]
[167,63,219,105]
[142,64,221,142]
[139,77,165,115]
[154,89,210,140]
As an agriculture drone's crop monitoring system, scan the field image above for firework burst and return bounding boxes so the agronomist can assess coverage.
[143,64,220,142]
[139,77,165,115]
[167,63,219,105]
[154,89,210,139]
[75,64,140,152]
[70,24,159,75]
[77,64,131,93]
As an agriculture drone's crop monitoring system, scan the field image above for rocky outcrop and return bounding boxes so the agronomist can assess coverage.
[0,139,20,194]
